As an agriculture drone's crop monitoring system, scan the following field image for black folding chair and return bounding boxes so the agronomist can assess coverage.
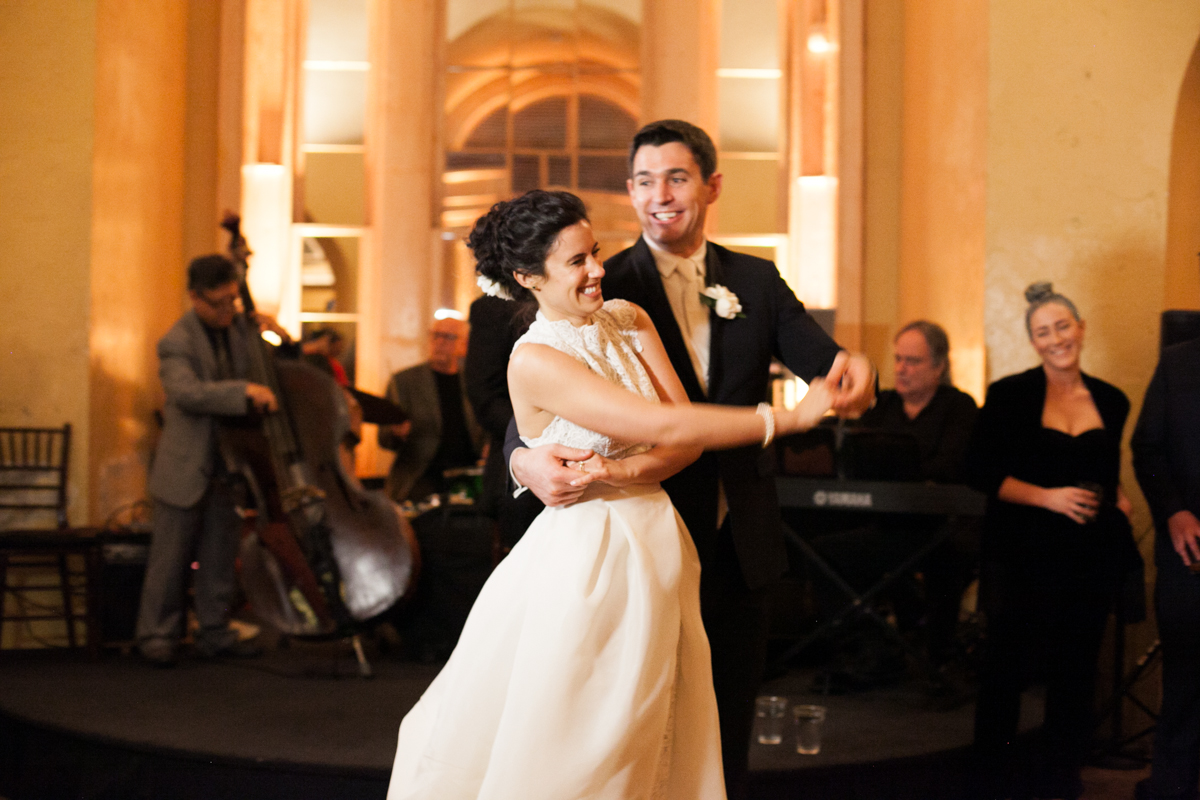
[0,424,102,656]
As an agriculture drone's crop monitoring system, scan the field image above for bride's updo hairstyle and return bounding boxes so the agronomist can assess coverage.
[467,190,590,305]
[1023,281,1081,336]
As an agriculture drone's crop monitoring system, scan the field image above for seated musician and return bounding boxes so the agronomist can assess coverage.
[301,327,350,387]
[861,320,979,484]
[137,254,291,666]
[810,320,979,688]
[379,315,484,504]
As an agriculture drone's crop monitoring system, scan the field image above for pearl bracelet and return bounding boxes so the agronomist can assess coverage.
[755,402,775,449]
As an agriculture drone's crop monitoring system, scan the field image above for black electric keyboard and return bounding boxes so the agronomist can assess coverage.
[775,477,986,516]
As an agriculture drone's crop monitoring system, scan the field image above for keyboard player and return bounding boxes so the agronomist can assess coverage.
[808,321,978,686]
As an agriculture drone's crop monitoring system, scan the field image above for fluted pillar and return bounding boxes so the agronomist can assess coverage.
[358,0,444,474]
[898,0,987,401]
[640,0,721,135]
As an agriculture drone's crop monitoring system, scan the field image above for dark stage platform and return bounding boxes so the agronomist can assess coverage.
[0,643,1041,800]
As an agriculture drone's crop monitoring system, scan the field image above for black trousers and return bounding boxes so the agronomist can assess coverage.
[698,519,772,800]
[972,568,1114,798]
[1149,550,1200,799]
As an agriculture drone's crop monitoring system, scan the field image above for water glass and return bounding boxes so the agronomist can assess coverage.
[793,704,827,755]
[754,696,788,745]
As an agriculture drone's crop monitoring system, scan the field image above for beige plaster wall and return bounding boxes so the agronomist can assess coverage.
[1165,37,1200,312]
[861,0,904,386]
[184,0,225,262]
[986,3,1200,382]
[89,0,190,523]
[0,1,97,524]
[899,0,987,403]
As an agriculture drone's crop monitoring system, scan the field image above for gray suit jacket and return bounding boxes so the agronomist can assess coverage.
[379,362,482,502]
[147,310,252,508]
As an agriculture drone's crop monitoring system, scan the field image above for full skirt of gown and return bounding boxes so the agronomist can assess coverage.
[386,481,726,800]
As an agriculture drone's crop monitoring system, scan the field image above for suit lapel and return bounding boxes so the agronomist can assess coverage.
[183,311,220,379]
[704,244,726,400]
[628,238,707,402]
[416,364,441,437]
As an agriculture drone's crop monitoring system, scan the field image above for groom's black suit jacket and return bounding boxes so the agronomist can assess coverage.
[601,238,842,589]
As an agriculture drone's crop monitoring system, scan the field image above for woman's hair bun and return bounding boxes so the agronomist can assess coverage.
[1024,282,1054,305]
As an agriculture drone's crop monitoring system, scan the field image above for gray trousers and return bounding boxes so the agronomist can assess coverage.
[136,482,242,649]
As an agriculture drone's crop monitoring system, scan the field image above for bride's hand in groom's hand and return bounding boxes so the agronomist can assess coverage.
[511,444,596,507]
[828,352,876,419]
[778,375,836,435]
[569,455,625,488]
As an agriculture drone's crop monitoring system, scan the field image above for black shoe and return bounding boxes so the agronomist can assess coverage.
[194,636,264,659]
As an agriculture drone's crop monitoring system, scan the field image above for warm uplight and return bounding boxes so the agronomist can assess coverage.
[241,164,300,339]
[807,32,834,54]
[261,330,283,346]
[794,176,838,310]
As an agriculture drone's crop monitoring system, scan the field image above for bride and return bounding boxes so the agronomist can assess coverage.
[387,190,846,800]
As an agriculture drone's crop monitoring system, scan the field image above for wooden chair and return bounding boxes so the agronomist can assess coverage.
[0,424,102,656]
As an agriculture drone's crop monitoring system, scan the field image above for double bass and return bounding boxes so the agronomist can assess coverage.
[218,215,417,664]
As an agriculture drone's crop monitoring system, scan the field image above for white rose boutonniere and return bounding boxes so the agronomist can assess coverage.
[476,274,513,301]
[699,284,745,319]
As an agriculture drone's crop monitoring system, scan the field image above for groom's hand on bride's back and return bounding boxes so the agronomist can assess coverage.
[511,444,597,507]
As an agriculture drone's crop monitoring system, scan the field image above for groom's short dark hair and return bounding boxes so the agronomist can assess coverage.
[628,120,718,180]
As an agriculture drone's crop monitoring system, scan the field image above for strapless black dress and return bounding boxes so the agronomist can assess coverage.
[991,426,1136,589]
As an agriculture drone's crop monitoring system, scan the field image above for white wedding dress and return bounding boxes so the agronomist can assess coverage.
[387,300,726,800]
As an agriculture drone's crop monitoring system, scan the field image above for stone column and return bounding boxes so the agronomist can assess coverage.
[640,0,721,135]
[359,0,445,474]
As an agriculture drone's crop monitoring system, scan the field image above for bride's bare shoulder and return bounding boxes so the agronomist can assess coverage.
[508,341,578,385]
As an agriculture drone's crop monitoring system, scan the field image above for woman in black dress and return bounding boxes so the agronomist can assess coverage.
[968,283,1139,799]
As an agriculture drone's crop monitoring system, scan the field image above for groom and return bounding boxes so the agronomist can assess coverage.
[509,120,875,798]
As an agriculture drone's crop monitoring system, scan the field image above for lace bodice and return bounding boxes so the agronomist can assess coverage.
[513,300,658,460]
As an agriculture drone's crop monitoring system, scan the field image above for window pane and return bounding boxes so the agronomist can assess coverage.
[513,97,567,149]
[578,155,627,192]
[512,154,540,193]
[303,71,366,145]
[548,155,572,187]
[445,152,506,171]
[304,152,364,226]
[578,96,637,149]
[719,77,779,152]
[307,0,368,62]
[720,0,779,70]
[301,236,359,314]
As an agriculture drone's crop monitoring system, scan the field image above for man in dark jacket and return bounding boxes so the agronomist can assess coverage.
[1133,335,1200,800]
